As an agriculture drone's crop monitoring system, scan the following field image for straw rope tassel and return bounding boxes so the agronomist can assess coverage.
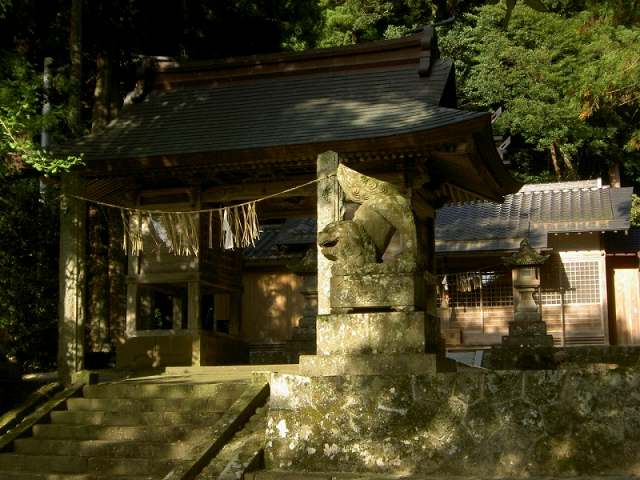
[65,174,334,256]
[233,206,241,248]
[120,210,128,252]
[186,212,199,256]
[219,210,225,248]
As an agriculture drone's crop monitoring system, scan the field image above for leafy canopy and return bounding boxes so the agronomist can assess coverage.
[440,2,640,184]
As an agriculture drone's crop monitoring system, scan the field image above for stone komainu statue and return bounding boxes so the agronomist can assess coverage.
[318,164,423,312]
[318,164,418,273]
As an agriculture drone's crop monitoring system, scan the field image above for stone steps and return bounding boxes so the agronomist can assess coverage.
[49,409,223,426]
[13,438,196,459]
[0,376,249,479]
[0,472,155,480]
[32,423,206,441]
[82,381,245,399]
[0,453,181,475]
[66,396,233,412]
[196,406,267,479]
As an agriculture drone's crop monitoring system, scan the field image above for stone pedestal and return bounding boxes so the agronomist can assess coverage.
[300,311,436,376]
[502,320,554,347]
[330,271,424,312]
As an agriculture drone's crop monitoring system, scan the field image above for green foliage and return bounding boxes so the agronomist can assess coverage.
[487,0,548,28]
[0,0,10,17]
[0,179,59,371]
[440,3,640,184]
[631,194,640,227]
[316,0,435,47]
[0,52,83,175]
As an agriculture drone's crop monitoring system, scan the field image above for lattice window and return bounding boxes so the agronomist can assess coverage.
[438,271,513,308]
[481,272,514,306]
[539,257,600,305]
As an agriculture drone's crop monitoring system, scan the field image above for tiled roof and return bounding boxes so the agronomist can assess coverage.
[436,182,633,253]
[58,60,475,162]
[518,179,601,192]
[244,219,316,262]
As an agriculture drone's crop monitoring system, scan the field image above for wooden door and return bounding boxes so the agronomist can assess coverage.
[613,268,640,344]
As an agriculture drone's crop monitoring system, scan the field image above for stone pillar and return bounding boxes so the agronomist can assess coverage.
[58,173,87,384]
[300,164,442,376]
[316,151,342,315]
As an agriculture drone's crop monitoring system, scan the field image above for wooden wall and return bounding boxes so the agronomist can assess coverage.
[241,271,305,344]
[607,255,640,345]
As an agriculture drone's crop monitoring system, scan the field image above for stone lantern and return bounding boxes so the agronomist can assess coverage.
[501,238,553,347]
[286,247,318,361]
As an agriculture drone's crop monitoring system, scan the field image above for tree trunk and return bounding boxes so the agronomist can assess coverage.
[433,0,449,21]
[550,143,561,178]
[91,53,112,133]
[558,145,575,175]
[609,162,622,187]
[69,0,83,136]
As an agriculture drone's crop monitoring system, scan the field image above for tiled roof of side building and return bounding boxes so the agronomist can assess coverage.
[518,179,602,192]
[436,182,633,253]
[57,59,470,162]
[244,219,316,262]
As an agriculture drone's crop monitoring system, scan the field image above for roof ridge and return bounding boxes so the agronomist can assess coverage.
[152,27,439,89]
[513,185,610,195]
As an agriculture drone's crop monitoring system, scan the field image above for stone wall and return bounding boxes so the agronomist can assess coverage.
[266,367,640,477]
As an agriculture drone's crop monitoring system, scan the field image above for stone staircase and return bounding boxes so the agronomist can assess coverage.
[0,377,249,479]
[195,406,266,479]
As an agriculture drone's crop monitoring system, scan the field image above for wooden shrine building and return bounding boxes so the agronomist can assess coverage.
[56,28,517,379]
[435,179,635,348]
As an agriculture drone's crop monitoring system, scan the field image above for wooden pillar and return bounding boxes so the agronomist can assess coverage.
[58,174,87,383]
[87,206,109,354]
[107,209,127,346]
[125,281,137,337]
[317,151,342,315]
[188,281,201,366]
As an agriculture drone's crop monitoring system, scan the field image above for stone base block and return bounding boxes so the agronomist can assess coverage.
[316,311,425,356]
[508,320,549,337]
[266,367,640,477]
[299,353,436,376]
[501,320,554,349]
[501,334,554,348]
[330,272,423,311]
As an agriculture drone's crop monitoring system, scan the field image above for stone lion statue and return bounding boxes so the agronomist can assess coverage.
[318,165,419,273]
[318,220,377,270]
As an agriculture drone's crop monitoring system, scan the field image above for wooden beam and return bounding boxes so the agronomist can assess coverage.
[202,176,315,203]
[201,171,406,203]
